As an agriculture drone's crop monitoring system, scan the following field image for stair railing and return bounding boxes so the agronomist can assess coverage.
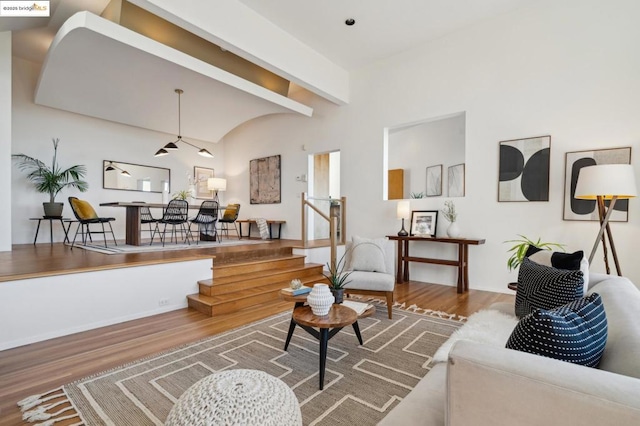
[301,193,346,270]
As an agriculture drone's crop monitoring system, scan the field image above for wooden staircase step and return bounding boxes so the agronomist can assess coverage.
[210,262,323,287]
[188,274,325,315]
[198,264,325,296]
[213,254,307,278]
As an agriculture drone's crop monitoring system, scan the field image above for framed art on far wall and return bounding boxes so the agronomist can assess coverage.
[193,166,214,199]
[250,154,281,204]
[410,210,438,238]
[498,135,550,202]
[426,165,442,197]
[563,147,631,221]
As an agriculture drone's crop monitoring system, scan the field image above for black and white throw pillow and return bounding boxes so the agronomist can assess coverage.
[506,293,608,367]
[515,258,584,318]
[525,246,583,269]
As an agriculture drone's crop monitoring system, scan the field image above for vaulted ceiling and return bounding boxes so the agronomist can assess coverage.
[4,0,534,144]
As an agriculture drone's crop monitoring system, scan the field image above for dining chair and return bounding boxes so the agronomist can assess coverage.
[218,203,241,240]
[68,197,117,249]
[189,201,219,244]
[133,201,158,242]
[150,199,191,246]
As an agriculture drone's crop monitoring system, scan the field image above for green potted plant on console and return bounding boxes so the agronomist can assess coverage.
[12,138,88,218]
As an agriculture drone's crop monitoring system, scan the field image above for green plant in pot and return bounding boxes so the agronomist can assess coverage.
[323,251,353,304]
[12,138,88,218]
[173,189,192,201]
[504,234,565,271]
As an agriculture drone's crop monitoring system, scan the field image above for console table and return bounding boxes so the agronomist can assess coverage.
[387,235,485,293]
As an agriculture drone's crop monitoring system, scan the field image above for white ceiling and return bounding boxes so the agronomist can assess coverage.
[236,0,535,70]
[3,0,536,144]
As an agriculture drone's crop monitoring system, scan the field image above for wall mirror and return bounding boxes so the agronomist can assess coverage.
[383,112,466,200]
[103,160,170,193]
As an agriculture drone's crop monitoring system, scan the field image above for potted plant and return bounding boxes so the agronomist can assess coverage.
[173,189,192,201]
[441,200,459,238]
[323,251,353,304]
[12,138,88,218]
[504,234,565,271]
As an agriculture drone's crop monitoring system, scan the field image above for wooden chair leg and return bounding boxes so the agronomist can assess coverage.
[385,291,394,319]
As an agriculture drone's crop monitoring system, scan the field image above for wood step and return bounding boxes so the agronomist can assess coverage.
[211,246,294,266]
[213,254,307,279]
[188,274,325,315]
[209,262,323,288]
[198,264,325,296]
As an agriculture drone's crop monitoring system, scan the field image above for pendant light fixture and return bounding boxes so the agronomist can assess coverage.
[155,89,214,158]
[104,161,131,177]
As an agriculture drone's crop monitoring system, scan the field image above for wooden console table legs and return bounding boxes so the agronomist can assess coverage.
[389,236,485,294]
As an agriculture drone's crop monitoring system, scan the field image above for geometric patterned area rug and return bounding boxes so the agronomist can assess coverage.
[72,238,271,255]
[19,305,463,425]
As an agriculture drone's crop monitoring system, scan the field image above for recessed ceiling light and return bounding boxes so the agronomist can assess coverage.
[345,18,355,26]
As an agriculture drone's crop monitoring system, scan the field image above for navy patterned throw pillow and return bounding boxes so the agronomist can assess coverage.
[506,293,608,367]
[515,258,584,318]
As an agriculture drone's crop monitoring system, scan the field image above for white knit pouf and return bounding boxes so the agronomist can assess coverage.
[165,369,302,426]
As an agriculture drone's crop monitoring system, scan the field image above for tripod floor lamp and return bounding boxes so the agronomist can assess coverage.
[574,164,637,276]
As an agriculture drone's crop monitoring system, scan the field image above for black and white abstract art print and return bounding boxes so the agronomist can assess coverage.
[563,147,631,221]
[498,135,551,202]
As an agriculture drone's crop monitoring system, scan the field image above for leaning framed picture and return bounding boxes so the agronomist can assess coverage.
[498,135,550,202]
[410,210,438,237]
[193,166,214,199]
[563,147,631,221]
[426,165,442,197]
[448,163,465,197]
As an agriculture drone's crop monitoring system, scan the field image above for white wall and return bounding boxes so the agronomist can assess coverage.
[0,259,210,350]
[223,0,640,292]
[11,57,226,244]
[0,32,11,251]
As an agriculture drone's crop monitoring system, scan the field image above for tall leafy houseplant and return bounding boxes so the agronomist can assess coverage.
[504,235,565,271]
[12,138,88,217]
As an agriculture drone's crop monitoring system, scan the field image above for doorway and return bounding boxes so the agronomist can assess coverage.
[307,150,341,240]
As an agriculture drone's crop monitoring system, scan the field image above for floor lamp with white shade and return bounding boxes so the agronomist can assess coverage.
[208,178,227,204]
[574,164,637,276]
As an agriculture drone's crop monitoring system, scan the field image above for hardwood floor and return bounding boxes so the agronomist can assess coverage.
[0,242,513,425]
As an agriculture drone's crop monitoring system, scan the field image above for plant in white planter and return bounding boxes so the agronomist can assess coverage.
[12,138,88,217]
[441,200,460,238]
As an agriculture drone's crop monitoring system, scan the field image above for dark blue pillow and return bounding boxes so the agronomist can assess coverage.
[506,293,608,367]
[516,257,584,318]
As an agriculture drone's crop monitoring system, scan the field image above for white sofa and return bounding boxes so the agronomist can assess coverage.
[379,272,640,425]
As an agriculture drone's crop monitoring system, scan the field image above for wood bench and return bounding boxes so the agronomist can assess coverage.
[236,219,285,240]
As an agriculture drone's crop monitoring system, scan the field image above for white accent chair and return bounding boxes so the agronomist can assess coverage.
[343,237,396,319]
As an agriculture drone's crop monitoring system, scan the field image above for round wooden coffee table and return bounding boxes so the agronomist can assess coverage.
[291,304,374,390]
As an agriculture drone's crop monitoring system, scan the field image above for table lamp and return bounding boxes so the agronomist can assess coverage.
[207,178,227,204]
[574,164,637,275]
[397,200,410,236]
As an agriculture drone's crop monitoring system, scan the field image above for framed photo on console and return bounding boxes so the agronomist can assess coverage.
[410,210,438,237]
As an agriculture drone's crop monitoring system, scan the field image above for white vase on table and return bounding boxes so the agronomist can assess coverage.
[307,284,334,316]
[447,222,460,238]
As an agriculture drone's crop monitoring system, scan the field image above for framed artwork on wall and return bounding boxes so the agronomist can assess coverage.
[193,166,214,199]
[563,147,631,221]
[410,210,438,237]
[448,163,465,197]
[250,154,281,204]
[426,165,442,197]
[498,135,550,202]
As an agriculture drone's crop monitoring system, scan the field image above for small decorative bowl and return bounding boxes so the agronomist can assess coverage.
[290,279,302,290]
